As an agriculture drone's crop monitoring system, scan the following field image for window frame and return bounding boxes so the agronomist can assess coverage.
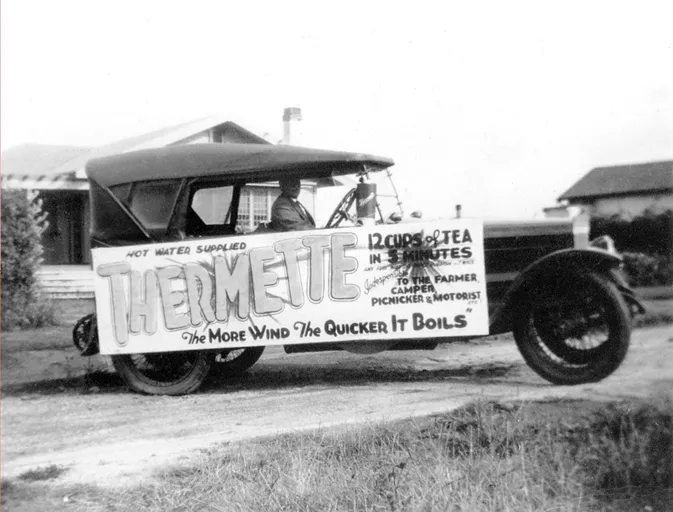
[124,179,183,238]
[236,184,281,233]
[184,179,242,238]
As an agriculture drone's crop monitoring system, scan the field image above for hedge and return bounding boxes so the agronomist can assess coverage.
[621,252,673,287]
[590,209,673,256]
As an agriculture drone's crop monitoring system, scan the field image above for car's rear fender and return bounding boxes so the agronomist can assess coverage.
[488,248,627,334]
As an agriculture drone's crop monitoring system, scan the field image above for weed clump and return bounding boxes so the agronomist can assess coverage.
[582,402,672,493]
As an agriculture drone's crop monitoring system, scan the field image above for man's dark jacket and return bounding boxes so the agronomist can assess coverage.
[271,195,316,231]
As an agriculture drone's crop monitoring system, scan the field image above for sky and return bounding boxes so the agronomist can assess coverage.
[2,0,672,219]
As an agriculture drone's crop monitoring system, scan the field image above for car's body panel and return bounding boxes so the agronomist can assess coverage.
[482,218,579,318]
[76,142,641,395]
[487,248,624,334]
[84,143,628,338]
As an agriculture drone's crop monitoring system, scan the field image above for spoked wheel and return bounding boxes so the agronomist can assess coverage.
[112,351,213,395]
[325,188,356,228]
[72,313,99,356]
[210,347,265,376]
[513,271,631,385]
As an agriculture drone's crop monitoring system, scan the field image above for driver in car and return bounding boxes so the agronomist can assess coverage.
[271,176,316,231]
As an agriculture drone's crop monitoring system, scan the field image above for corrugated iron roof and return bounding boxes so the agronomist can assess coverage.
[559,160,673,201]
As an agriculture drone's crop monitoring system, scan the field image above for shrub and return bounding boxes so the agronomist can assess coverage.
[591,209,673,256]
[1,189,56,330]
[590,210,673,287]
[622,251,673,287]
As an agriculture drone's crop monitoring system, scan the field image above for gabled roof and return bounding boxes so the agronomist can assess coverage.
[87,143,395,188]
[1,116,271,184]
[49,117,270,177]
[559,160,673,201]
[1,143,92,177]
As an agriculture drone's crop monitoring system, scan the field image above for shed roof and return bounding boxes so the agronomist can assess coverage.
[559,160,673,201]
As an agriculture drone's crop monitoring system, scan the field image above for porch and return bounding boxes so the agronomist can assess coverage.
[38,265,94,300]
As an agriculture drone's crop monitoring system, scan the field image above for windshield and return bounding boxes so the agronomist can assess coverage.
[314,169,404,226]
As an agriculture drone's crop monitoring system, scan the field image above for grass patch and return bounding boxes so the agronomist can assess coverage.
[636,286,673,301]
[17,464,68,482]
[635,298,673,328]
[6,399,670,511]
[0,370,123,396]
[0,298,94,352]
[1,325,75,353]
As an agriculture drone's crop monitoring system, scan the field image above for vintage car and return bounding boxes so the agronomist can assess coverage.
[73,143,644,395]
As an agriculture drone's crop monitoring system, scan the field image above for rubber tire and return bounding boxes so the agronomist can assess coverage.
[513,271,631,385]
[112,351,213,395]
[211,347,265,376]
[72,313,99,356]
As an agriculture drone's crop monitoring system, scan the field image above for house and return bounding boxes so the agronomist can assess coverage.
[556,160,673,218]
[1,111,314,298]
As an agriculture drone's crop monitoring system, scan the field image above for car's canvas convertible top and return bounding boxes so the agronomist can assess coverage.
[86,143,395,188]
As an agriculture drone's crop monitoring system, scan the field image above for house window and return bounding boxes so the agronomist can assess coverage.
[237,186,280,232]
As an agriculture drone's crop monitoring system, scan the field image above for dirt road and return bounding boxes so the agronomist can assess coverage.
[2,325,672,487]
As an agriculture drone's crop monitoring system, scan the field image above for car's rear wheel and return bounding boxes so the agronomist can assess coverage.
[210,347,265,376]
[513,271,630,385]
[112,351,212,395]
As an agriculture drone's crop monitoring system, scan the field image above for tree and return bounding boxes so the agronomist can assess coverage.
[1,189,54,329]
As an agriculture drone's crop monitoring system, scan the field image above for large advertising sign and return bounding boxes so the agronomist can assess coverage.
[92,220,489,355]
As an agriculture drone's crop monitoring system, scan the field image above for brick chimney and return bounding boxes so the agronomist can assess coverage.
[282,107,303,145]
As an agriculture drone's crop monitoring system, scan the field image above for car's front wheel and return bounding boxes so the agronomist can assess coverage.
[513,271,631,385]
[112,350,213,395]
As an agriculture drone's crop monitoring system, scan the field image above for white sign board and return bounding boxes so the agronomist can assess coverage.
[92,220,489,355]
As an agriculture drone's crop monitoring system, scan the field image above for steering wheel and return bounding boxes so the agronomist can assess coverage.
[325,188,357,228]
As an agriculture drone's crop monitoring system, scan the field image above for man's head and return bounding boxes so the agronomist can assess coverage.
[279,176,301,199]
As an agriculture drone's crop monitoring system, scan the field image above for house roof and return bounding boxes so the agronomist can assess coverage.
[1,143,92,177]
[87,143,395,188]
[559,160,673,201]
[1,116,270,185]
[49,117,270,177]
